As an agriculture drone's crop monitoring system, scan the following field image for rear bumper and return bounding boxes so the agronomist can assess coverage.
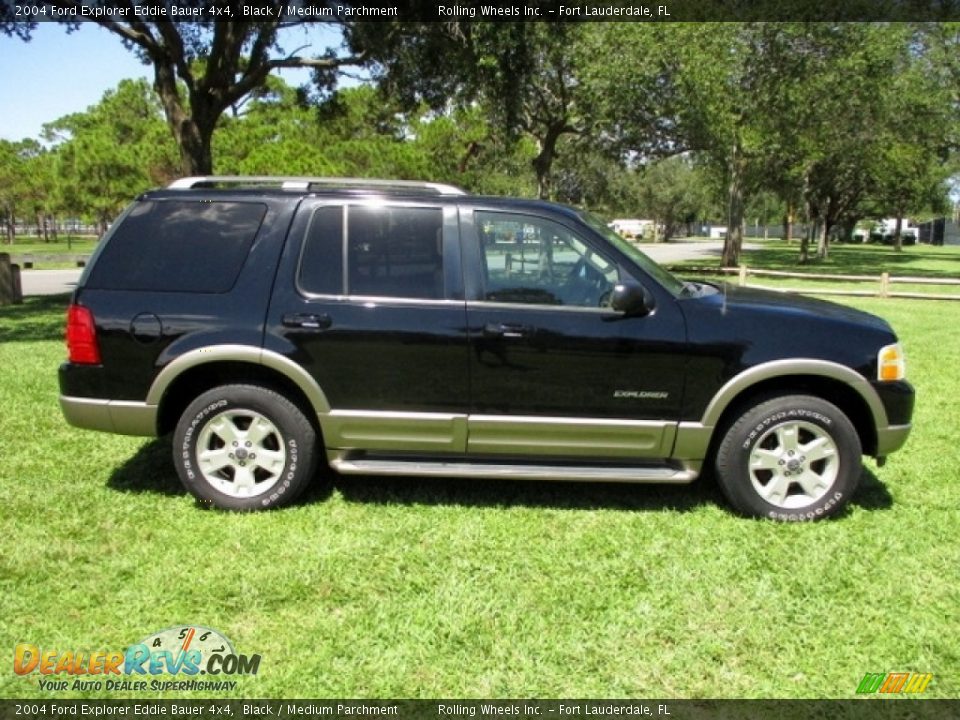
[59,395,157,437]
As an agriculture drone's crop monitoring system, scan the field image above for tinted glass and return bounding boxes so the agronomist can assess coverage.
[86,200,266,293]
[578,210,685,296]
[476,211,619,307]
[347,206,444,299]
[299,206,345,295]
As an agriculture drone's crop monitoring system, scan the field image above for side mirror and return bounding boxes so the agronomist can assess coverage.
[610,283,655,317]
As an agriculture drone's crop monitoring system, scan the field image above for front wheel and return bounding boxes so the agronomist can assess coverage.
[173,384,318,510]
[715,395,862,521]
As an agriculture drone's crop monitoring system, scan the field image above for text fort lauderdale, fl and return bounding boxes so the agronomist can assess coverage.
[437,5,671,17]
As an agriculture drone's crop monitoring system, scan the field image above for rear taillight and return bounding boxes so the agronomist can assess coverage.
[66,304,101,365]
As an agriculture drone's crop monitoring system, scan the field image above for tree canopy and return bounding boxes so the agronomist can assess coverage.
[2,19,956,266]
[3,3,369,174]
[578,22,955,261]
[350,21,587,199]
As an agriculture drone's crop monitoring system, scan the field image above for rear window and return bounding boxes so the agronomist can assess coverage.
[86,200,266,293]
[298,204,444,299]
[347,206,444,299]
[299,206,345,295]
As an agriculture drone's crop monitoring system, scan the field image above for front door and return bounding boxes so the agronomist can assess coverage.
[461,208,687,460]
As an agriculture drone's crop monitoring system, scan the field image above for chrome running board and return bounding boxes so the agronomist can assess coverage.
[328,454,699,484]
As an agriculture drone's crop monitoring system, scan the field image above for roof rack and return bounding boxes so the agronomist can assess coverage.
[167,176,468,196]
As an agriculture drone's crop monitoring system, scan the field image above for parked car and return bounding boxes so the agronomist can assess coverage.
[852,219,918,245]
[60,176,914,520]
[609,218,654,240]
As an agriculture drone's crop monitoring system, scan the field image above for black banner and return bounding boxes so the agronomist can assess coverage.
[5,0,960,23]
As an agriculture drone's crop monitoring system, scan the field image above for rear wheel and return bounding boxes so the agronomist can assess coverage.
[715,395,862,521]
[173,384,318,510]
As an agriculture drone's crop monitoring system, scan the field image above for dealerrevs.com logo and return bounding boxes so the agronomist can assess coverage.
[14,626,260,693]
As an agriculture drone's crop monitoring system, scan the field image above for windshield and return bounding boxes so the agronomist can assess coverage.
[578,211,686,296]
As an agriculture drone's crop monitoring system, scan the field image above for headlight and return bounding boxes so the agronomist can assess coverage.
[878,342,906,382]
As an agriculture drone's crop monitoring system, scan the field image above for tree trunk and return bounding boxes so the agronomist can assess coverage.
[799,171,813,263]
[893,212,903,253]
[816,221,829,260]
[457,141,482,174]
[799,196,814,264]
[721,148,745,267]
[799,222,812,264]
[783,202,794,244]
[532,123,568,201]
[532,146,551,201]
[153,62,215,176]
[535,168,550,201]
[176,118,214,176]
[841,218,857,243]
[5,206,15,245]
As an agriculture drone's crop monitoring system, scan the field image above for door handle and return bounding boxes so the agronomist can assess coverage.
[282,313,332,330]
[483,322,529,339]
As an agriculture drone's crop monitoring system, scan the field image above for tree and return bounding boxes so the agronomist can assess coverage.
[354,22,585,198]
[629,157,712,242]
[213,76,344,176]
[578,23,780,266]
[745,190,783,241]
[576,23,958,265]
[407,104,537,197]
[0,138,56,244]
[763,25,915,261]
[871,25,956,252]
[43,79,179,232]
[212,75,535,193]
[17,142,57,242]
[5,4,367,174]
[790,25,952,259]
[919,23,960,126]
[0,140,30,244]
[549,139,636,215]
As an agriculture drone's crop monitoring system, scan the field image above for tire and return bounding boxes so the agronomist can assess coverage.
[173,384,318,511]
[715,395,862,521]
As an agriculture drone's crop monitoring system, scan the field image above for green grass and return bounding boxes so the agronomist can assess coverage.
[1,293,958,700]
[2,236,98,255]
[670,241,960,299]
[751,240,960,278]
[678,239,960,278]
[2,237,99,269]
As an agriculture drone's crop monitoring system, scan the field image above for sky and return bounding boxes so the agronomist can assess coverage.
[0,22,347,142]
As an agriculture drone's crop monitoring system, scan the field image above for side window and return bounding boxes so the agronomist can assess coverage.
[347,206,445,299]
[299,206,345,295]
[86,200,266,293]
[475,211,619,308]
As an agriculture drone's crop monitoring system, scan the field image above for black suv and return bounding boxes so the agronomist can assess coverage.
[59,176,914,520]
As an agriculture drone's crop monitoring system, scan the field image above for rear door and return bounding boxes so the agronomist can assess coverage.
[264,198,469,454]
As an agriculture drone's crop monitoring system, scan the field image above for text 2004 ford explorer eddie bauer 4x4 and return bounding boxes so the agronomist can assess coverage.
[59,177,914,520]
